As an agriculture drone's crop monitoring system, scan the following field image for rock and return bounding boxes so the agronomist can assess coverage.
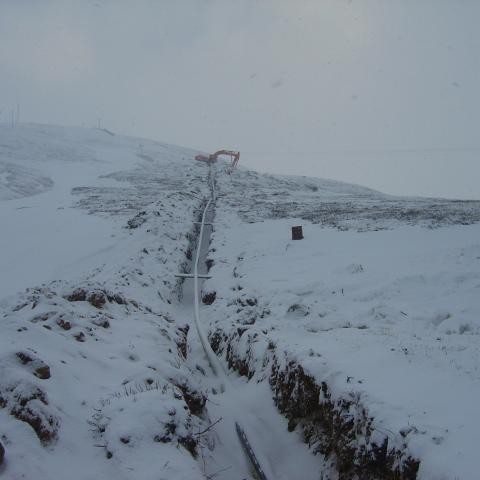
[175,325,189,359]
[126,211,147,229]
[67,287,126,308]
[57,318,72,330]
[0,382,59,445]
[107,293,126,305]
[179,434,197,457]
[74,331,86,342]
[30,312,54,323]
[205,258,214,271]
[92,316,110,328]
[175,383,206,416]
[202,291,216,305]
[16,351,51,379]
[34,365,51,380]
[16,351,33,364]
[87,291,107,309]
[66,288,87,302]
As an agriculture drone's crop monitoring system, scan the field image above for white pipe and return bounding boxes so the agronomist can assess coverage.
[192,194,227,381]
[192,166,269,479]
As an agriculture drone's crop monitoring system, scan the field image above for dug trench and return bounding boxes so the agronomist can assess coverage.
[175,195,262,478]
[182,169,418,479]
[65,198,222,467]
[177,175,328,480]
[193,173,420,478]
[207,324,420,480]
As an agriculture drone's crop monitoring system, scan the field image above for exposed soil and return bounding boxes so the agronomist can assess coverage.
[209,327,420,479]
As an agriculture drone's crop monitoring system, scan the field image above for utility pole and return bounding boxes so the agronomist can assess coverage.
[16,104,20,125]
[11,110,15,128]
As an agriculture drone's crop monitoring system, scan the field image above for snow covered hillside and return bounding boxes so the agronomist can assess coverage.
[0,124,214,479]
[205,169,480,479]
[1,123,480,479]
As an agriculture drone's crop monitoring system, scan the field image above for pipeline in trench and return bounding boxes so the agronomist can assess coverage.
[174,167,322,480]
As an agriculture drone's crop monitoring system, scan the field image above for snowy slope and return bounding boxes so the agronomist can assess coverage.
[0,124,214,479]
[0,125,325,480]
[2,123,480,479]
[0,124,203,299]
[204,167,480,479]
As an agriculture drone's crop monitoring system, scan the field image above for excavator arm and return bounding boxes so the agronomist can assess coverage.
[195,149,240,169]
[211,150,240,169]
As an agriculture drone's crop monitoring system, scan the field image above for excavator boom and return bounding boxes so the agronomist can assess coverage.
[195,149,240,169]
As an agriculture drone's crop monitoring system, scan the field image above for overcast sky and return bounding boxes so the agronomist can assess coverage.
[1,0,479,199]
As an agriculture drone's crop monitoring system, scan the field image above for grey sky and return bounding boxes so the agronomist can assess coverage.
[1,0,479,199]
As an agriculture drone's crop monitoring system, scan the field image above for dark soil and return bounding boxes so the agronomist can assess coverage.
[210,327,420,479]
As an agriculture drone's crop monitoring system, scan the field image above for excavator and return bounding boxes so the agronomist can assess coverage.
[195,150,240,169]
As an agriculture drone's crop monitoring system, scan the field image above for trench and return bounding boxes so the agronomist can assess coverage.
[210,328,421,480]
[175,166,322,480]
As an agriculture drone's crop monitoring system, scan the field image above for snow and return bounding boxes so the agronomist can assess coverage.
[202,377,322,480]
[0,123,202,298]
[1,123,480,479]
[0,123,213,479]
[183,180,323,479]
[205,168,480,479]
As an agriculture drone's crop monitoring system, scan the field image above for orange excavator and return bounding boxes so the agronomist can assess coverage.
[195,150,240,169]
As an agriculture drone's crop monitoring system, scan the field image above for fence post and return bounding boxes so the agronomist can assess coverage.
[291,226,303,240]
